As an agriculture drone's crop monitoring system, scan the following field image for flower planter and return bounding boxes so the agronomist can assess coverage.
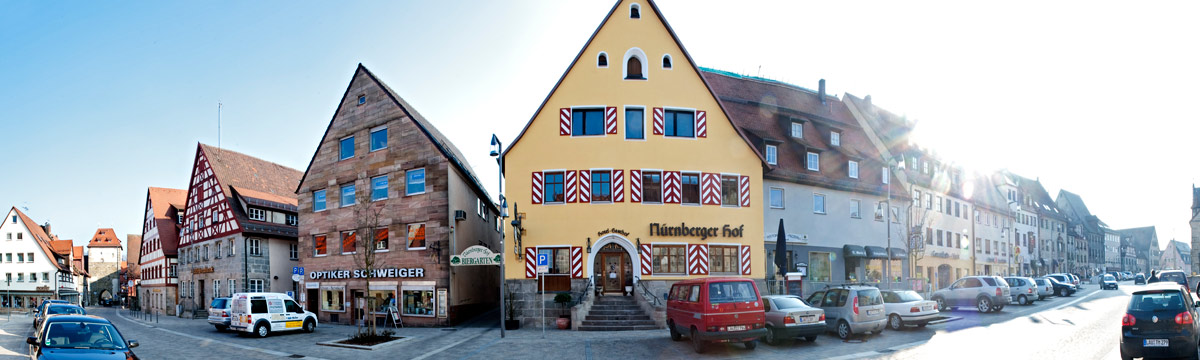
[556,316,570,330]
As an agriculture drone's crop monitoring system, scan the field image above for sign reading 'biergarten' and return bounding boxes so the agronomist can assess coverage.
[450,245,502,266]
[308,267,425,280]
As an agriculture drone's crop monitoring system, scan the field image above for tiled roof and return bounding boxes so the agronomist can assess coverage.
[146,187,186,256]
[971,174,1011,214]
[50,240,73,256]
[87,228,122,248]
[72,246,83,259]
[703,70,904,198]
[199,144,302,203]
[126,235,142,269]
[232,186,298,208]
[1118,226,1158,256]
[12,207,68,271]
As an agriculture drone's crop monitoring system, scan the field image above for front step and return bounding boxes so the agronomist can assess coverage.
[578,325,659,331]
[577,296,658,331]
[585,315,651,321]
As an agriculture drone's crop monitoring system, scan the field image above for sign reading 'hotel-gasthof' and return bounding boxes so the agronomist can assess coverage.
[649,223,745,240]
[308,267,425,280]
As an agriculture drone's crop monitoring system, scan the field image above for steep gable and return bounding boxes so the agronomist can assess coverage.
[4,207,67,271]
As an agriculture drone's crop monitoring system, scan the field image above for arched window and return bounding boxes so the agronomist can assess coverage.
[597,52,608,67]
[630,4,641,19]
[626,57,643,79]
[662,55,672,69]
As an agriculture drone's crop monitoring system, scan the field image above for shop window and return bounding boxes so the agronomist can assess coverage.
[322,288,345,312]
[681,173,700,205]
[369,289,397,314]
[537,247,571,275]
[407,224,426,250]
[652,244,685,274]
[591,170,612,202]
[572,108,606,136]
[402,286,435,317]
[341,231,356,254]
[642,171,662,203]
[374,228,389,251]
[544,172,565,203]
[809,252,832,282]
[708,245,739,274]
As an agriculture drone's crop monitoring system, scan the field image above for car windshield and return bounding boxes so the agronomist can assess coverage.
[211,298,228,309]
[1034,279,1047,285]
[771,297,809,310]
[1130,291,1186,311]
[1159,272,1186,283]
[857,289,883,306]
[1104,275,1115,281]
[42,322,127,350]
[46,306,84,315]
[707,282,758,304]
[892,291,924,302]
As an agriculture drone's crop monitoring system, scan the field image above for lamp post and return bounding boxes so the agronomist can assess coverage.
[490,134,506,339]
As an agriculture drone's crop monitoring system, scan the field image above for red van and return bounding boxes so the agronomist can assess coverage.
[665,277,766,353]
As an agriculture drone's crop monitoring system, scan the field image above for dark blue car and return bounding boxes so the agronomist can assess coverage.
[27,315,139,360]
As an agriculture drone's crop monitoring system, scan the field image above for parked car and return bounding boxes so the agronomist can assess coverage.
[1120,283,1200,360]
[1122,271,1133,281]
[229,292,318,338]
[1032,278,1055,300]
[930,276,1011,313]
[1135,273,1147,285]
[1004,277,1039,305]
[880,290,938,330]
[1102,274,1119,290]
[31,300,69,328]
[666,278,766,353]
[761,295,824,345]
[27,315,139,359]
[208,297,232,331]
[1150,270,1189,287]
[806,285,887,339]
[35,304,86,330]
[1044,276,1077,297]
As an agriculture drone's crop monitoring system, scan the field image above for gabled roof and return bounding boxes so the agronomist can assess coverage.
[50,240,73,256]
[1119,226,1159,256]
[971,174,1011,214]
[9,207,68,271]
[1170,240,1190,259]
[294,64,498,214]
[1056,189,1101,231]
[126,235,142,269]
[200,144,302,203]
[148,187,187,220]
[72,246,83,259]
[500,0,766,170]
[87,228,122,248]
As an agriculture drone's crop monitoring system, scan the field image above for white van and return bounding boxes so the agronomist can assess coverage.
[229,292,318,337]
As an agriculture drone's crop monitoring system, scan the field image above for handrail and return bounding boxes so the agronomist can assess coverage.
[574,279,592,307]
[635,277,661,306]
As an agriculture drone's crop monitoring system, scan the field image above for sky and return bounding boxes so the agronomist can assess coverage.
[1,1,1198,253]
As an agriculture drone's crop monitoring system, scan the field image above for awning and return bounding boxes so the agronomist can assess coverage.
[888,247,907,260]
[843,245,867,258]
[865,246,888,259]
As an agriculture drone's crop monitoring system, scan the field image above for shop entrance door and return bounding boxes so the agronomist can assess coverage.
[601,253,629,295]
[306,289,319,313]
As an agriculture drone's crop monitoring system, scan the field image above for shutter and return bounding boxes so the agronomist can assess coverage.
[611,169,624,202]
[701,173,720,205]
[559,108,571,136]
[640,243,653,275]
[663,171,681,204]
[695,110,707,138]
[571,246,584,278]
[578,170,591,203]
[531,171,544,205]
[629,170,642,203]
[565,170,578,203]
[688,244,709,275]
[605,106,618,134]
[740,245,752,276]
[739,175,750,207]
[525,247,537,278]
[652,107,664,135]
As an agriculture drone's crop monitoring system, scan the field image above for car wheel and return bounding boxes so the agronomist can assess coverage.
[254,322,270,338]
[1038,295,1045,301]
[977,297,992,313]
[1059,288,1069,297]
[804,335,817,342]
[934,297,947,311]
[764,326,778,345]
[837,320,852,339]
[917,323,927,328]
[1018,295,1028,305]
[691,328,705,353]
[888,314,903,331]
[214,325,227,332]
[303,319,316,333]
[744,340,757,350]
[668,321,681,341]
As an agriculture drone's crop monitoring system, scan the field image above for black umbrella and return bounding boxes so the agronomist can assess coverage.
[775,219,788,288]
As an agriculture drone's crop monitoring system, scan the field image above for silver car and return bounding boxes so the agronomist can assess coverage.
[1003,277,1039,305]
[806,285,887,339]
[761,295,825,345]
[930,276,1011,313]
[880,290,939,330]
[1032,277,1054,300]
[207,297,232,331]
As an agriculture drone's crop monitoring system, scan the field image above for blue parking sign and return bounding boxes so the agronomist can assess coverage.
[293,266,304,275]
[537,253,549,274]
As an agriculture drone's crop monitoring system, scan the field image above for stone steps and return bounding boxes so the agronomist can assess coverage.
[577,296,658,331]
[578,325,659,331]
[584,314,651,321]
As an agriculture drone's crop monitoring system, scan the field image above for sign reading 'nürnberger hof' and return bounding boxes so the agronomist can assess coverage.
[308,267,425,280]
[649,223,745,239]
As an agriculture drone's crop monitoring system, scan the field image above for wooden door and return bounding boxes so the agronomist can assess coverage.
[602,254,624,294]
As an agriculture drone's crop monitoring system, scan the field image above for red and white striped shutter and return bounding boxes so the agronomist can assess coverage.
[701,173,720,205]
[739,175,750,207]
[652,107,664,135]
[664,171,681,204]
[688,244,709,275]
[629,170,642,203]
[531,172,544,204]
[612,169,624,202]
[640,243,653,275]
[565,170,578,203]
[571,246,583,278]
[740,245,752,275]
[605,106,618,134]
[578,170,591,203]
[559,108,571,136]
[525,247,537,278]
[695,110,707,138]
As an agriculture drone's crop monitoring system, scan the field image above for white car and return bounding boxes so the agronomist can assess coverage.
[1102,274,1119,290]
[880,290,939,330]
[229,292,318,337]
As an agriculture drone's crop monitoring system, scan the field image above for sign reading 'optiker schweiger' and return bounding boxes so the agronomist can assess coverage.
[308,267,425,280]
[649,223,745,239]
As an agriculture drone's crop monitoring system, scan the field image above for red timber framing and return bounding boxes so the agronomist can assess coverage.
[180,146,240,247]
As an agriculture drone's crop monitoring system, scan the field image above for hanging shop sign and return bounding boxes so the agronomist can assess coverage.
[450,245,502,266]
[192,267,215,274]
[308,267,425,280]
[649,223,744,240]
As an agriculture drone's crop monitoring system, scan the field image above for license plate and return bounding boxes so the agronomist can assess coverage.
[802,316,816,323]
[727,325,747,331]
[923,305,934,311]
[285,321,302,328]
[1145,339,1169,347]
[868,309,880,316]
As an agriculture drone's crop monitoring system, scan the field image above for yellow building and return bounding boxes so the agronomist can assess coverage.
[502,0,765,329]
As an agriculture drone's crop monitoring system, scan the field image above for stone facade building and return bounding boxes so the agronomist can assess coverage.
[176,144,302,316]
[295,64,501,327]
[1160,239,1190,271]
[1119,226,1160,274]
[138,187,186,315]
[86,228,122,305]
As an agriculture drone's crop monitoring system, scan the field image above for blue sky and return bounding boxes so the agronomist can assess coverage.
[2,1,1198,252]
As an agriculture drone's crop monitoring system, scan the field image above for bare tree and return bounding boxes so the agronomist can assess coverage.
[908,206,932,287]
[350,173,386,337]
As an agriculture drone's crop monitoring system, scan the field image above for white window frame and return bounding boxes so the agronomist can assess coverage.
[248,279,264,293]
[882,167,889,184]
[850,199,861,219]
[247,208,266,221]
[812,193,826,214]
[406,168,426,196]
[791,122,803,138]
[248,238,262,256]
[830,131,840,146]
[848,161,859,179]
[806,152,819,171]
[769,187,784,209]
[765,145,777,165]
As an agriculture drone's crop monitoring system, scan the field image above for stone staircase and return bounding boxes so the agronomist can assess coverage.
[578,296,657,331]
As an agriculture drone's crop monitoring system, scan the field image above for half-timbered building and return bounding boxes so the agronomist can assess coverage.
[139,187,186,315]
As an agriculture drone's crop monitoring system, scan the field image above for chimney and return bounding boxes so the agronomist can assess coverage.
[41,222,51,237]
[818,79,826,104]
[864,95,872,108]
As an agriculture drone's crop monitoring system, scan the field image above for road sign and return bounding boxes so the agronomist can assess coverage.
[286,291,294,299]
[292,267,304,275]
[291,274,302,282]
[537,253,549,274]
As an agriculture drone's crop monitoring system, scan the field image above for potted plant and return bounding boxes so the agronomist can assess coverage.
[554,292,572,330]
[504,288,520,330]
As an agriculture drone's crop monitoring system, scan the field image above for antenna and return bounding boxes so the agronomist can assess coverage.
[217,102,222,158]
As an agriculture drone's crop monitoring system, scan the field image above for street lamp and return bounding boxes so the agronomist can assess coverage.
[490,134,506,339]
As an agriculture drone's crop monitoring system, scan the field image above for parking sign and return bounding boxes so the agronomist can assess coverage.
[537,253,549,274]
[293,266,304,275]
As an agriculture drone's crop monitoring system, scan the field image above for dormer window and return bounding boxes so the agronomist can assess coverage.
[791,122,803,138]
[626,57,643,79]
[765,145,777,165]
[830,131,841,146]
[848,161,859,179]
[597,52,608,67]
[630,3,640,18]
[807,152,819,171]
[661,54,672,69]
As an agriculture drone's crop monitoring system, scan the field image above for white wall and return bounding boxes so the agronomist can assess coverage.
[763,179,905,250]
[0,209,63,291]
